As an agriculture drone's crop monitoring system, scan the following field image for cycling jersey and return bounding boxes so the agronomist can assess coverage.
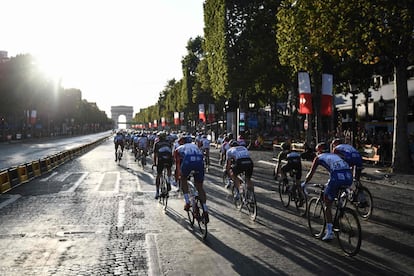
[315,153,353,200]
[175,143,204,182]
[226,146,254,178]
[277,151,302,179]
[333,144,363,169]
[154,140,173,174]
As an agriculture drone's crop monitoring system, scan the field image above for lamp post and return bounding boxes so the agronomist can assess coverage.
[349,83,358,148]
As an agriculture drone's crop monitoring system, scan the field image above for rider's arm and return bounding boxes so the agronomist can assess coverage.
[303,156,319,184]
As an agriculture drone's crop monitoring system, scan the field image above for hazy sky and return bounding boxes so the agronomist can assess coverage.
[1,0,205,119]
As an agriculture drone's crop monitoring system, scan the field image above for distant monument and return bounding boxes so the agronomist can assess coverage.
[111,105,133,129]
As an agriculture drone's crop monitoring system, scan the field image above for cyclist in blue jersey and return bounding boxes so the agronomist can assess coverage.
[331,138,363,181]
[302,142,353,241]
[113,131,125,161]
[174,136,209,223]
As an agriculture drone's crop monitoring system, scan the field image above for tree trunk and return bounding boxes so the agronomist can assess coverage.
[391,58,411,173]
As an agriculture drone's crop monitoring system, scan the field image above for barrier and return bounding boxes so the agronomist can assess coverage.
[0,170,11,193]
[25,162,35,179]
[32,160,41,177]
[8,167,19,188]
[17,164,29,184]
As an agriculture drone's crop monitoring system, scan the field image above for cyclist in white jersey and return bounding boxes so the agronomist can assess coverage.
[225,140,254,197]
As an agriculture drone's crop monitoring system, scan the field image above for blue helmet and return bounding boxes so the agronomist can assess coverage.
[185,136,193,144]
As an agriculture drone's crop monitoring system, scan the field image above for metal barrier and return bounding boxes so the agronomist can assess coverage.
[0,170,11,193]
[0,135,111,194]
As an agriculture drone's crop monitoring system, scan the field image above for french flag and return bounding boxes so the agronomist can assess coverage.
[321,74,333,116]
[298,72,313,114]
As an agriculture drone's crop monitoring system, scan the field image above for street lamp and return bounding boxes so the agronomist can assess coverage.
[349,82,358,148]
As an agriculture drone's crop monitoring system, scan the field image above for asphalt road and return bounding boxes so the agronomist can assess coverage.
[0,135,413,275]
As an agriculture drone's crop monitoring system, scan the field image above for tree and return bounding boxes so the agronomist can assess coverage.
[277,0,414,173]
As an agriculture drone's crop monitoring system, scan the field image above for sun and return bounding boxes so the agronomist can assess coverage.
[34,53,64,86]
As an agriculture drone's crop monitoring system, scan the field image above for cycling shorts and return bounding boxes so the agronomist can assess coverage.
[281,160,302,179]
[157,159,173,174]
[181,157,204,183]
[232,158,254,178]
[324,169,353,201]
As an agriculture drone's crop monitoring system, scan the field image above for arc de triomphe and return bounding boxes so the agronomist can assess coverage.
[111,105,134,129]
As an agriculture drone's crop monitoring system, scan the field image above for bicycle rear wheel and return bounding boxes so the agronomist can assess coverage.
[335,207,362,256]
[195,198,208,240]
[307,197,326,238]
[246,189,257,221]
[355,186,373,220]
[159,176,168,210]
[294,188,307,217]
[278,180,291,208]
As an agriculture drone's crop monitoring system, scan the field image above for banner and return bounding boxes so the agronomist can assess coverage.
[174,112,180,125]
[298,72,313,114]
[161,117,166,127]
[153,119,158,128]
[321,74,333,116]
[198,104,206,123]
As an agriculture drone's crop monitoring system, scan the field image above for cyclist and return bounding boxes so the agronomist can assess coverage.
[225,140,254,198]
[200,134,211,169]
[153,132,174,199]
[138,132,149,160]
[302,142,353,241]
[113,131,125,161]
[274,142,305,206]
[331,138,363,181]
[174,135,209,223]
[219,136,230,166]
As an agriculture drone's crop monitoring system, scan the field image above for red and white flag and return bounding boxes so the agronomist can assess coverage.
[174,112,179,126]
[321,74,333,116]
[298,72,313,114]
[198,104,206,123]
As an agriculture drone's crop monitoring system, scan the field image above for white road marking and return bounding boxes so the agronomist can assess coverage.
[0,194,21,209]
[146,233,162,276]
[117,199,125,227]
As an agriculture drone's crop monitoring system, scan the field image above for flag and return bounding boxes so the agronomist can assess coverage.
[161,117,166,127]
[174,112,179,125]
[321,74,333,116]
[298,72,313,114]
[198,104,206,123]
[30,110,37,124]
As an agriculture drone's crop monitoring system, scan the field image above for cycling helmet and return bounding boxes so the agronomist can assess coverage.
[184,136,193,144]
[315,142,328,154]
[158,132,167,141]
[281,142,290,151]
[230,140,239,147]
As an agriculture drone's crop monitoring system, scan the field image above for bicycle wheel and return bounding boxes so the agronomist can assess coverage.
[278,180,291,208]
[354,186,373,220]
[307,197,326,238]
[195,198,208,240]
[159,177,168,210]
[246,189,257,221]
[294,187,307,217]
[335,207,362,256]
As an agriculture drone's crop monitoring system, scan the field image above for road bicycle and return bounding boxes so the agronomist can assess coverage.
[116,148,122,164]
[157,164,169,210]
[224,171,257,221]
[186,173,208,240]
[346,179,373,220]
[307,183,362,256]
[277,169,307,216]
